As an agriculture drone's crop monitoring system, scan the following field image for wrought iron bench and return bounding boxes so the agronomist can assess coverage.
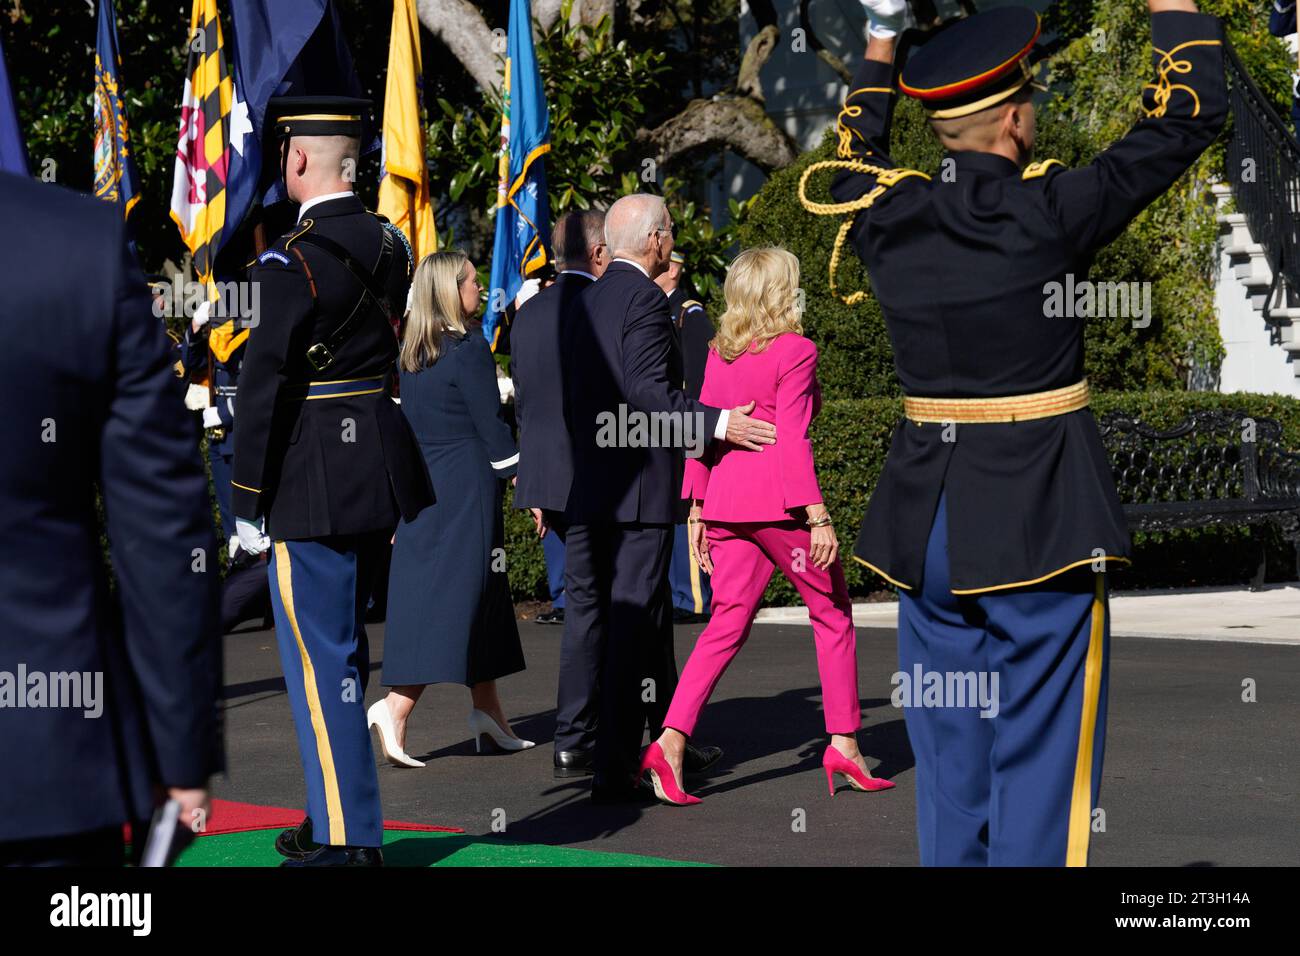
[1099,410,1300,587]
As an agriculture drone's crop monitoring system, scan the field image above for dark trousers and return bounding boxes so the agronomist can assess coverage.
[542,521,567,609]
[557,521,676,781]
[208,445,234,541]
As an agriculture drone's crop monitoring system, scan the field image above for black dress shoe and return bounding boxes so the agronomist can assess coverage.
[274,819,320,860]
[280,845,384,867]
[684,742,723,775]
[553,748,596,778]
[537,608,565,625]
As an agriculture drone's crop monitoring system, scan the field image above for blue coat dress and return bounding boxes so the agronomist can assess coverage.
[383,331,524,686]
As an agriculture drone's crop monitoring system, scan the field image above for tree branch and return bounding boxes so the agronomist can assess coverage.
[636,95,798,174]
[737,23,780,101]
[416,0,501,92]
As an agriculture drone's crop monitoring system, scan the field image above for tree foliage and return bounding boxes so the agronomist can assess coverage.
[741,0,1296,399]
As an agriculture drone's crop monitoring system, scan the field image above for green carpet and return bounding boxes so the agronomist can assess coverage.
[177,828,706,867]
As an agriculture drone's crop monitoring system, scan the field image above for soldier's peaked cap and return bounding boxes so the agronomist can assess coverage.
[267,96,371,139]
[899,7,1042,120]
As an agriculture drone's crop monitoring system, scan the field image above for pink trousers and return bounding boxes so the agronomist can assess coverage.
[663,520,861,736]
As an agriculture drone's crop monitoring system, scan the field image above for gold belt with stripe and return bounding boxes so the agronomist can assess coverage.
[903,379,1090,424]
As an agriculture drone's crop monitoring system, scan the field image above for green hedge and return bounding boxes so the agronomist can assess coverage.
[504,390,1300,605]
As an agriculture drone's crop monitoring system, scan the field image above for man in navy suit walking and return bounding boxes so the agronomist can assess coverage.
[512,210,607,777]
[0,172,223,866]
[562,194,777,800]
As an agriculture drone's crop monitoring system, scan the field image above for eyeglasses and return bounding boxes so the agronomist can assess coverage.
[656,224,676,239]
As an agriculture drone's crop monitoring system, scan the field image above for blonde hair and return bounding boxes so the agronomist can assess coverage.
[713,246,804,361]
[400,251,470,372]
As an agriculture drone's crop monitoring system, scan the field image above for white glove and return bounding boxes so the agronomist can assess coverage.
[191,298,212,333]
[235,517,270,556]
[228,534,241,561]
[514,277,542,309]
[859,0,912,38]
[201,406,223,429]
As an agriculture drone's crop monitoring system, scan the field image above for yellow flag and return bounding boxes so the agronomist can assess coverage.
[377,0,436,261]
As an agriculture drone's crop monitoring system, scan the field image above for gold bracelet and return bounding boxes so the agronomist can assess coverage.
[807,515,832,528]
[687,517,702,524]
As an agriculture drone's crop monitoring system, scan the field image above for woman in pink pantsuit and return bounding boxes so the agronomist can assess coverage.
[636,247,895,806]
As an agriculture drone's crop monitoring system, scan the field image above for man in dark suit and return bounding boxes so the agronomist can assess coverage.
[232,97,429,866]
[512,210,605,775]
[0,172,223,866]
[562,193,777,800]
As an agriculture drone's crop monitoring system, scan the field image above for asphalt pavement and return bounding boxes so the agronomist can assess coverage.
[214,613,1299,866]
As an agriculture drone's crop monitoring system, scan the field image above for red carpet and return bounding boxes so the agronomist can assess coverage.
[199,799,463,837]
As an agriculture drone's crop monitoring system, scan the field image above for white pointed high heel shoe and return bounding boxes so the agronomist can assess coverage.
[468,709,535,753]
[367,700,425,768]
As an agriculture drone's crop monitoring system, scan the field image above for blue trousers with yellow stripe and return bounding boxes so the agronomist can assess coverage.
[268,533,385,849]
[670,521,712,615]
[898,493,1110,866]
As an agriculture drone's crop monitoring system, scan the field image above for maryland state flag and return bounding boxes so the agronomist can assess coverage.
[377,0,436,262]
[93,0,141,218]
[486,0,550,350]
[170,0,243,284]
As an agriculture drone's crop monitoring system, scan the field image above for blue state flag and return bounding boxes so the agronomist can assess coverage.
[226,0,368,241]
[93,0,141,217]
[487,0,551,350]
[0,28,28,174]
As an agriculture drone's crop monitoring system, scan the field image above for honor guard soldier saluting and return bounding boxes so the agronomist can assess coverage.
[231,96,431,867]
[802,0,1225,865]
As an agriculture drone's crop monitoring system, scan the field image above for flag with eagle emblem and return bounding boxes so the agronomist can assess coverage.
[93,0,141,220]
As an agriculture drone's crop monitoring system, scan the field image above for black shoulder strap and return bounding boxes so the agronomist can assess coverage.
[294,226,396,371]
[293,227,395,321]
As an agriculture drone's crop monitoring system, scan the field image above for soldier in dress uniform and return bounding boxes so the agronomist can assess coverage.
[231,96,431,867]
[183,303,247,547]
[655,250,715,621]
[802,0,1225,864]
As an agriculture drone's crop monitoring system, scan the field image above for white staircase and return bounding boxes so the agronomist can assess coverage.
[1212,182,1300,397]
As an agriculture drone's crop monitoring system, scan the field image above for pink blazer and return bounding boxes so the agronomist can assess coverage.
[682,332,823,522]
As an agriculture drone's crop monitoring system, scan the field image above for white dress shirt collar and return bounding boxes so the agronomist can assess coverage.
[298,190,355,222]
[560,269,598,282]
[611,257,650,278]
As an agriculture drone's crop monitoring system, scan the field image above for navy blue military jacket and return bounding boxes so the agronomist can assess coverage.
[562,261,724,525]
[511,270,592,512]
[669,286,713,402]
[0,173,222,841]
[232,194,433,540]
[183,321,244,457]
[828,12,1227,593]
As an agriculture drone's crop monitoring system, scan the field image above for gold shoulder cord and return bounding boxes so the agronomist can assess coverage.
[797,160,930,305]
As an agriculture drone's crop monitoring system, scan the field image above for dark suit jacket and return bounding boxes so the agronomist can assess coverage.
[511,271,592,512]
[0,172,223,842]
[562,260,722,524]
[231,194,433,539]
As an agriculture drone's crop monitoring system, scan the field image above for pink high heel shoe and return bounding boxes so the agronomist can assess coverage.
[823,745,895,795]
[636,742,701,806]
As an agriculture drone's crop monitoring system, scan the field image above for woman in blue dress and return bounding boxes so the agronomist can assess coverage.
[369,251,535,767]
